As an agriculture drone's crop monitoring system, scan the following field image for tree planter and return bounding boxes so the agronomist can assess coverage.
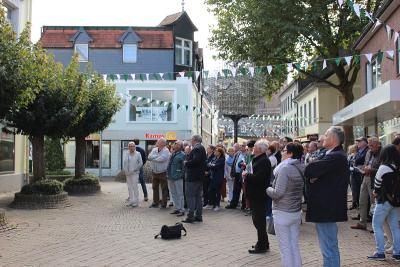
[64,184,101,195]
[0,209,16,232]
[10,192,70,209]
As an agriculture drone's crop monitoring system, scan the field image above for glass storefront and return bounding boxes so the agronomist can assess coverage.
[64,140,111,169]
[0,130,15,173]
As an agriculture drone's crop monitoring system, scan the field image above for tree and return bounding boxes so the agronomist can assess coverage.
[66,66,121,178]
[0,10,38,121]
[44,138,65,172]
[206,0,383,147]
[5,48,81,182]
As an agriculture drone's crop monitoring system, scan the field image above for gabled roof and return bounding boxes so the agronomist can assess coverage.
[159,11,198,31]
[40,26,173,49]
[118,27,142,44]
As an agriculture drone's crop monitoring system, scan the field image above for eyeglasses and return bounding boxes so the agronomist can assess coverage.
[282,149,287,153]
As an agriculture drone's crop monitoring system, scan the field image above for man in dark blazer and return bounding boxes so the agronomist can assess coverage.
[349,137,368,210]
[305,127,349,267]
[243,139,272,254]
[182,135,207,223]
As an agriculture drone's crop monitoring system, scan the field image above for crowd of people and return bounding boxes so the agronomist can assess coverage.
[122,128,400,267]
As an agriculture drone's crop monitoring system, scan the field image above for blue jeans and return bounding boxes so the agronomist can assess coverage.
[372,201,400,255]
[139,167,147,198]
[315,223,340,267]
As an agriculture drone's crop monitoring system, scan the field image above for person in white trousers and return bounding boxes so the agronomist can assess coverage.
[267,142,305,267]
[123,142,143,207]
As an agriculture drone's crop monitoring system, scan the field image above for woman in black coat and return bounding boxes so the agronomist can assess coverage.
[206,147,226,211]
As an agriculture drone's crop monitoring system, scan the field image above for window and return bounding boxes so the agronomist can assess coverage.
[129,90,175,122]
[303,104,307,126]
[64,140,111,169]
[175,38,192,66]
[300,106,303,127]
[308,101,312,125]
[313,97,317,123]
[1,4,12,23]
[397,37,400,74]
[123,44,137,63]
[0,129,15,173]
[366,56,382,92]
[74,44,89,62]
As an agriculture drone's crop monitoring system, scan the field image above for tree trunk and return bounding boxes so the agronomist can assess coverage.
[31,135,45,183]
[341,88,355,149]
[75,136,86,179]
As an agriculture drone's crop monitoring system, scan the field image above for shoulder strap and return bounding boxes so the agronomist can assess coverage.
[291,163,305,181]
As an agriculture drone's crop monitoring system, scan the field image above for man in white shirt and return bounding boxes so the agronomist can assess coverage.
[123,142,143,207]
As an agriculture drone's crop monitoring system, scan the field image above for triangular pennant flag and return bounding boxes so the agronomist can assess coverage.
[193,106,196,111]
[394,32,399,44]
[287,63,293,72]
[249,67,255,77]
[239,67,247,76]
[103,74,107,81]
[187,71,193,79]
[335,58,342,66]
[195,71,200,80]
[159,73,164,80]
[338,0,343,7]
[344,56,352,66]
[131,95,137,100]
[123,74,129,81]
[137,97,143,102]
[179,71,185,77]
[386,50,394,60]
[353,4,361,18]
[322,60,327,69]
[304,62,309,71]
[177,104,181,110]
[377,51,384,63]
[116,74,120,80]
[185,105,189,111]
[151,99,156,103]
[160,101,164,106]
[385,25,392,40]
[353,54,360,65]
[365,53,373,63]
[365,11,374,22]
[145,74,149,80]
[267,65,273,74]
[346,0,353,10]
[204,70,209,79]
[294,63,301,70]
[222,69,229,77]
[110,74,116,81]
[231,68,237,77]
[139,74,145,81]
[255,66,263,75]
[373,20,382,32]
[130,74,136,80]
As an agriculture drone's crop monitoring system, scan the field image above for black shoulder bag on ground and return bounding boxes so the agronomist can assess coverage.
[154,223,187,240]
[384,165,400,207]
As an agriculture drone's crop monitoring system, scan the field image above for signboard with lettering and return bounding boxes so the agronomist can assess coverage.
[144,132,177,140]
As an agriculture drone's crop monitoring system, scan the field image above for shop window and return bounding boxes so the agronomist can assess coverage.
[129,89,175,122]
[313,97,317,123]
[1,3,12,23]
[300,106,303,127]
[0,129,15,173]
[74,44,89,62]
[308,101,312,125]
[303,104,307,126]
[175,37,192,66]
[123,44,137,63]
[64,140,111,169]
[366,56,382,92]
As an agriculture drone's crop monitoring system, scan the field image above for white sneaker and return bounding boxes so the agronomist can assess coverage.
[213,206,220,211]
[204,205,213,210]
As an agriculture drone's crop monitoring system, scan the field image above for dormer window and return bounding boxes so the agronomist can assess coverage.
[175,37,192,66]
[74,44,88,62]
[123,44,137,63]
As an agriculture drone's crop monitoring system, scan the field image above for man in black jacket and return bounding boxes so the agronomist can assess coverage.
[243,139,271,254]
[182,135,207,223]
[305,127,349,267]
[349,137,368,209]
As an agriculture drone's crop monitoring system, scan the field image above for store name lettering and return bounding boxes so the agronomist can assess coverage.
[145,132,177,140]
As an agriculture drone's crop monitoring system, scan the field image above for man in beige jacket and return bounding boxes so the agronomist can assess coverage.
[123,142,143,207]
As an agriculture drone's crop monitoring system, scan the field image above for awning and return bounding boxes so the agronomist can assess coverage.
[333,80,400,126]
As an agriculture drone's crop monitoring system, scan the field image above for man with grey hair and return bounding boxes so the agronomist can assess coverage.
[167,140,186,217]
[182,135,207,223]
[242,138,272,253]
[148,138,171,208]
[123,142,143,207]
[305,126,349,267]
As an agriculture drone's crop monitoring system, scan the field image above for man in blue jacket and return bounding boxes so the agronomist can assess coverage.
[167,140,186,217]
[305,127,349,267]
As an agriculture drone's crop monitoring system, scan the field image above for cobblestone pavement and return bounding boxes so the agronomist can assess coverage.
[0,181,398,267]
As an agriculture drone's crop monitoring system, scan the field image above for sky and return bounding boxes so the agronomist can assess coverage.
[31,0,224,71]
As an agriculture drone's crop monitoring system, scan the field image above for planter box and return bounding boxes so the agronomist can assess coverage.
[64,184,101,195]
[10,192,70,209]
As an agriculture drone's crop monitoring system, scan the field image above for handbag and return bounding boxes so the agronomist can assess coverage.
[267,216,275,235]
[154,222,187,240]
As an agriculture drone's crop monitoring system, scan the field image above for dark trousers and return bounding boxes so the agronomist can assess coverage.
[139,167,148,198]
[251,199,269,250]
[230,173,243,208]
[152,172,168,206]
[203,176,210,205]
[266,196,272,217]
[351,172,363,207]
[185,181,203,219]
[208,179,223,207]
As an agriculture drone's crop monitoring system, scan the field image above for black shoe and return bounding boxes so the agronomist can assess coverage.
[160,205,167,209]
[170,210,180,215]
[177,212,185,217]
[169,202,174,207]
[248,248,267,254]
[149,203,158,208]
[194,217,203,222]
[182,218,194,223]
[225,205,236,209]
[144,197,148,202]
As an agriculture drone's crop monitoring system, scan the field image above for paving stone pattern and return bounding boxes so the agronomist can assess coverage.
[0,181,398,267]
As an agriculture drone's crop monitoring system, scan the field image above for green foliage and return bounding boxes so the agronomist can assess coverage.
[44,138,65,171]
[64,175,100,187]
[46,170,71,176]
[20,179,64,195]
[206,0,383,96]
